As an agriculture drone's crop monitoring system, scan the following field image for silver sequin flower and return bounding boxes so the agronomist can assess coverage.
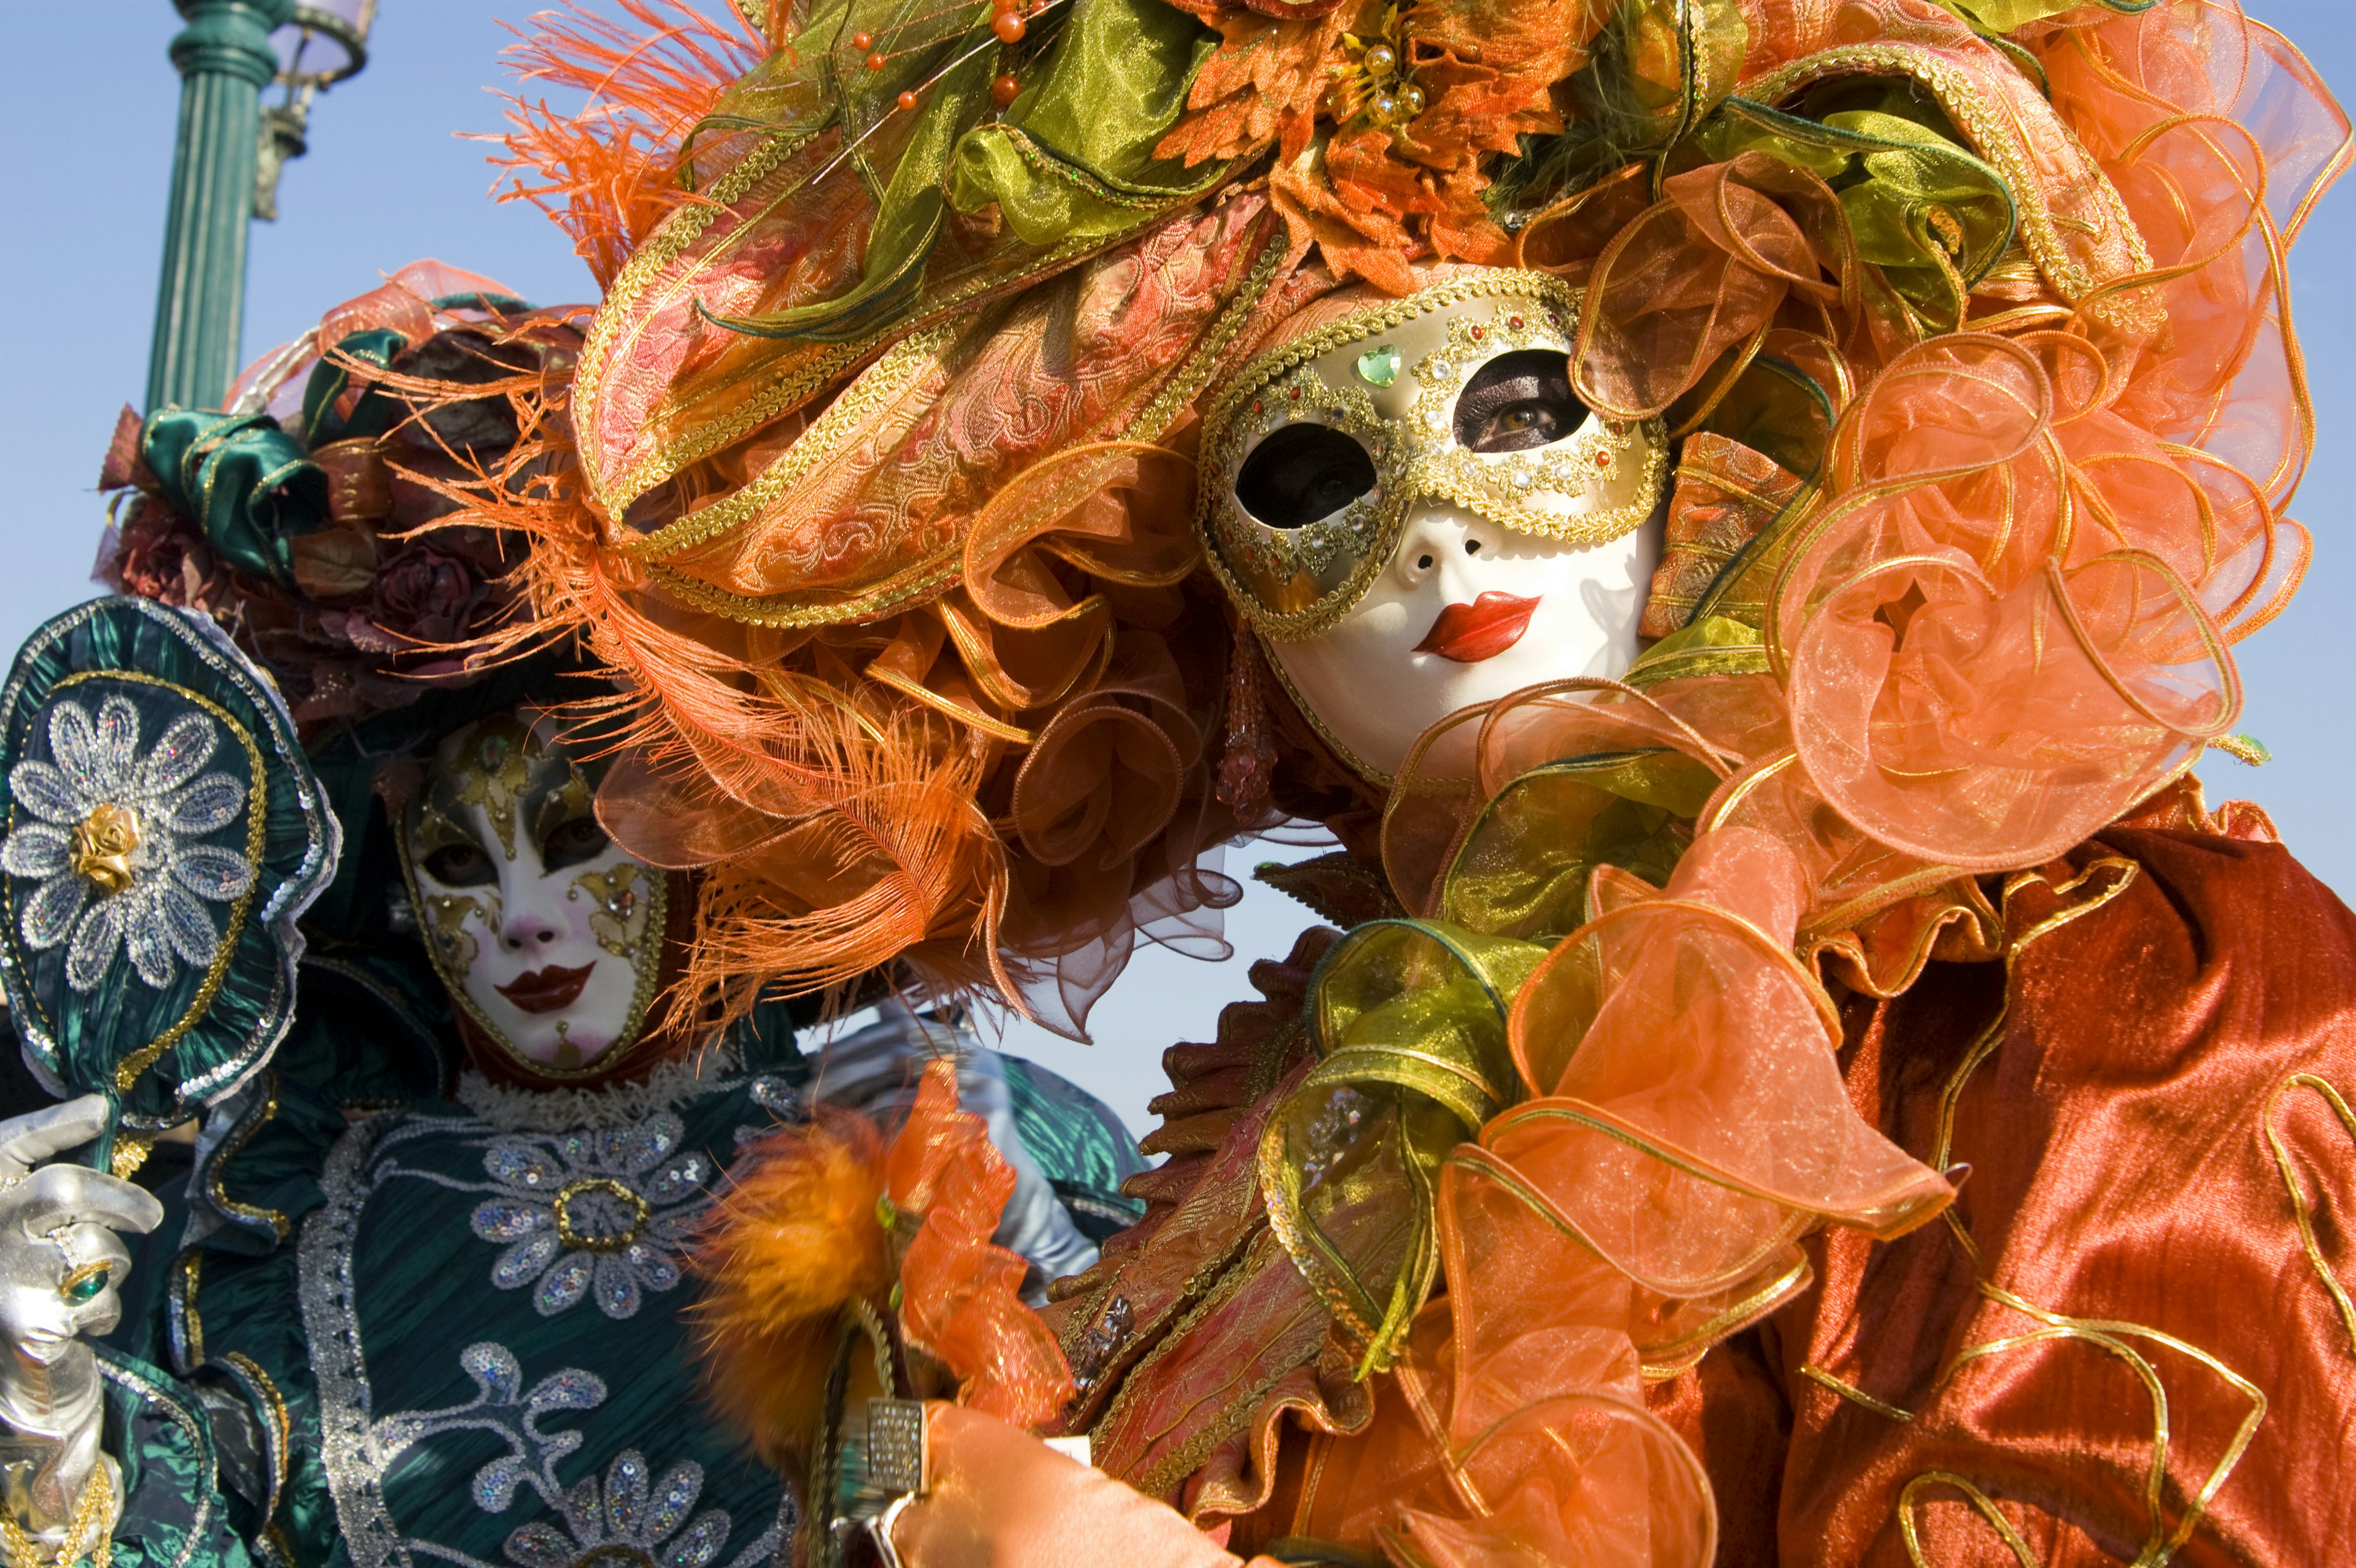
[501,1450,733,1568]
[469,1112,710,1320]
[2,694,253,992]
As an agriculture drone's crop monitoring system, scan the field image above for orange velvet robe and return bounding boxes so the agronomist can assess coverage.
[1044,816,2356,1564]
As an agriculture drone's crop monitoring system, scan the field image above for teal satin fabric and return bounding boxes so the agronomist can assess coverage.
[139,321,425,588]
[137,413,324,590]
[177,1010,812,1568]
[98,1351,256,1568]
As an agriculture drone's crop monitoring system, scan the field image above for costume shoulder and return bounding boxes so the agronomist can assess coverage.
[1766,811,2356,1566]
[994,1054,1148,1241]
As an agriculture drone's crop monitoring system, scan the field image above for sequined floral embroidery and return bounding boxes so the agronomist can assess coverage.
[372,1345,762,1568]
[501,1450,734,1568]
[469,1113,711,1320]
[373,1342,605,1493]
[1,693,254,991]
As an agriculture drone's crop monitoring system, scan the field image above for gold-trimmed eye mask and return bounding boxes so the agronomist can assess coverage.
[1198,271,1671,641]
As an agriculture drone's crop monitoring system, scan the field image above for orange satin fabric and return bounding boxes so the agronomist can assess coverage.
[1705,817,2356,1564]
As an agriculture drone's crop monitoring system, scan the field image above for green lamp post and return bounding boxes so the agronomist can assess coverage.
[145,0,376,414]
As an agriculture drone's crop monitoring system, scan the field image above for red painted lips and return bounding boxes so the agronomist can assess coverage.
[495,963,595,1014]
[1413,592,1541,663]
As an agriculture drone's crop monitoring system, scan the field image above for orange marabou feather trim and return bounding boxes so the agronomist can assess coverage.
[693,1061,1073,1465]
[691,1105,893,1469]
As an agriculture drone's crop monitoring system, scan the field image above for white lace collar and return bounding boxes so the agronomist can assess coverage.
[452,1043,746,1133]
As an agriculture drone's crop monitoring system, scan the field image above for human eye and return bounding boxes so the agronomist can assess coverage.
[1454,350,1585,454]
[421,842,496,886]
[1234,422,1379,528]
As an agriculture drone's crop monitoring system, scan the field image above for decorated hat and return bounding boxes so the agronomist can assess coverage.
[98,259,578,736]
[479,0,2344,1036]
[0,596,339,1163]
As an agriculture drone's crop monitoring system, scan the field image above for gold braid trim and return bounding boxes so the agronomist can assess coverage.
[1904,1279,2266,1568]
[628,215,1288,631]
[1886,852,2265,1564]
[1740,44,2160,332]
[218,1353,293,1523]
[0,1469,114,1568]
[206,1076,289,1241]
[2261,1073,2356,1356]
[623,325,959,560]
[575,125,825,518]
[1800,1363,1915,1423]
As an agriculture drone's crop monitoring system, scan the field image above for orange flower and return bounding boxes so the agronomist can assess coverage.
[1159,0,1609,290]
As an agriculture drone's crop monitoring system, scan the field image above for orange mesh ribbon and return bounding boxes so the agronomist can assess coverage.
[890,1058,1077,1427]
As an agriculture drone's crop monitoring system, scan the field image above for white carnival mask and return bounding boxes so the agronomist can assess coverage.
[401,713,665,1075]
[1199,270,1669,782]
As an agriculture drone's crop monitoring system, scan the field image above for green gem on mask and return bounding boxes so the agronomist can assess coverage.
[63,1268,109,1305]
[1354,344,1401,387]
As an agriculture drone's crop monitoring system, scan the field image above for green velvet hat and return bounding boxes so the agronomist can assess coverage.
[0,596,338,1150]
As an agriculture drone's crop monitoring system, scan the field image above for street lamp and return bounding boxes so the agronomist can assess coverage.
[255,2,377,221]
[144,0,377,415]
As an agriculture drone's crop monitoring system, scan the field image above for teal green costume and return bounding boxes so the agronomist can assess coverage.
[0,598,1146,1568]
[160,1004,814,1568]
[124,988,1135,1568]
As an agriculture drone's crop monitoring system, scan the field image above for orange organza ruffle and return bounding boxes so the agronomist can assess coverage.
[642,1,2349,1556]
[1226,663,1968,1561]
[1263,820,1950,1564]
[888,1059,1076,1427]
[469,0,2344,1048]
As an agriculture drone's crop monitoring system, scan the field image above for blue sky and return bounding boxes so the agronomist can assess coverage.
[3,1,2348,1129]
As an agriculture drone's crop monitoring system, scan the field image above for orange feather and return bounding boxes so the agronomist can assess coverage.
[494,1,775,287]
[690,1108,894,1467]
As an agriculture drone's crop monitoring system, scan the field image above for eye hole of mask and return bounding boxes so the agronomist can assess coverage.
[1235,422,1379,529]
[421,841,496,887]
[542,815,611,872]
[1454,350,1587,453]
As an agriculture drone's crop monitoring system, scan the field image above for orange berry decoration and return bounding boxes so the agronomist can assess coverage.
[896,89,918,110]
[866,51,887,70]
[991,9,1026,42]
[851,31,872,48]
[991,72,1020,106]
